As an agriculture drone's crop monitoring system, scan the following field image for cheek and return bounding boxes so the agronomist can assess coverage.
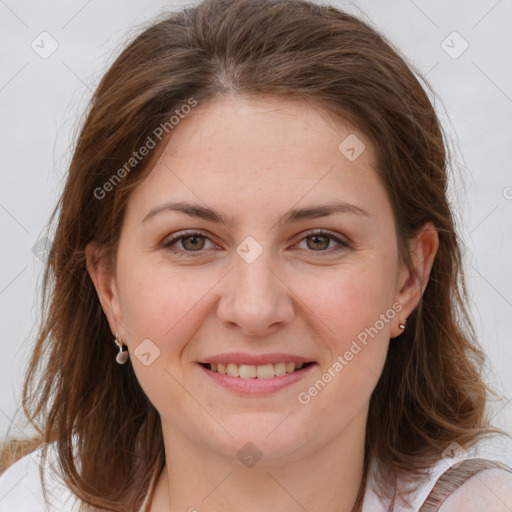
[117,259,221,344]
[289,255,396,405]
[293,268,392,418]
[293,259,397,344]
[115,262,219,404]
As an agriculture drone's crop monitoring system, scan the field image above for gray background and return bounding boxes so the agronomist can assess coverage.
[1,0,511,464]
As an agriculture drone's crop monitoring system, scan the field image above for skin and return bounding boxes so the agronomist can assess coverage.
[86,95,439,512]
[438,469,512,512]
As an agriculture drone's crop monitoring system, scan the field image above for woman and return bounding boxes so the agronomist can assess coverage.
[0,0,511,510]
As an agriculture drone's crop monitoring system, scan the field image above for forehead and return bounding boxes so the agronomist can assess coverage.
[160,95,375,168]
[124,95,390,225]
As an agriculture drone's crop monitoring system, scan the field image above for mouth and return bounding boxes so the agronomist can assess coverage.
[198,361,315,378]
[197,353,318,394]
[198,360,316,394]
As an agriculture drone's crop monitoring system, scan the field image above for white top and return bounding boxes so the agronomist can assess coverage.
[0,442,497,511]
[361,456,457,511]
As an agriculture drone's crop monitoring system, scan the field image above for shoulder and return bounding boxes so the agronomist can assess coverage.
[0,448,45,511]
[0,446,80,512]
[438,467,512,512]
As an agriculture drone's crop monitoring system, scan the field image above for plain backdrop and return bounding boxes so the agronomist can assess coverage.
[1,0,511,465]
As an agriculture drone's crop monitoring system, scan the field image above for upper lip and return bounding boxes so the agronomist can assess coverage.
[198,353,315,366]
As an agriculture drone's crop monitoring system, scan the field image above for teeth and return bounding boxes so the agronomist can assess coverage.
[226,363,239,377]
[256,364,274,379]
[239,364,257,378]
[207,361,308,378]
[274,362,287,376]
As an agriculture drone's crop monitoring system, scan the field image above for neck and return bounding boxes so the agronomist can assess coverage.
[151,411,367,512]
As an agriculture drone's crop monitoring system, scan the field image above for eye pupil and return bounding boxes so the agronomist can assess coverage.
[182,235,205,251]
[307,235,329,251]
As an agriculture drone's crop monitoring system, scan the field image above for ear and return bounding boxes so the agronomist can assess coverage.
[391,222,439,338]
[85,240,126,339]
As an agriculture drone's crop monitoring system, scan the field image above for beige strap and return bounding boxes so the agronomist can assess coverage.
[419,458,512,512]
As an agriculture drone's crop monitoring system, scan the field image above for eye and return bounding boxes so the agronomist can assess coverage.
[163,230,216,256]
[293,229,348,254]
[162,229,348,257]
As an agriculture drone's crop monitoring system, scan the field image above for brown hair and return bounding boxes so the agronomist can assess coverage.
[1,0,506,510]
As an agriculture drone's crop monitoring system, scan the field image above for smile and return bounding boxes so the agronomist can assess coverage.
[198,360,316,394]
[200,361,313,378]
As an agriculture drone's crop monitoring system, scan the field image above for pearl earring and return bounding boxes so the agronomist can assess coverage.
[114,333,129,364]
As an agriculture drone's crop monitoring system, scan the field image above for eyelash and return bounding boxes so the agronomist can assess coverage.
[162,229,348,257]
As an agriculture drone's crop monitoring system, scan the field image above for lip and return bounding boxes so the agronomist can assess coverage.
[198,352,315,366]
[198,361,317,394]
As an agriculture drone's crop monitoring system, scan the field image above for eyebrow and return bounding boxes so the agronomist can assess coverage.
[142,200,370,226]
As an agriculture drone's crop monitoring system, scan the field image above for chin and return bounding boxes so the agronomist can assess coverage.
[199,418,313,464]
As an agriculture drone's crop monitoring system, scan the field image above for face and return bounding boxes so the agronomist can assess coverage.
[88,95,430,465]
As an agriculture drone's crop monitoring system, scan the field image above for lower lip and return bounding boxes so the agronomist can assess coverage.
[198,363,316,394]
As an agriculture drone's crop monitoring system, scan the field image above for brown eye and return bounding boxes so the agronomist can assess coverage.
[305,234,331,251]
[163,231,215,256]
[294,229,348,255]
[180,235,206,251]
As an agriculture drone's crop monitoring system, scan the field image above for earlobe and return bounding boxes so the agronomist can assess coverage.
[85,240,122,336]
[393,222,439,337]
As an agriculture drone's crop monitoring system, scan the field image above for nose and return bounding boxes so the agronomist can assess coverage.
[216,250,294,336]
